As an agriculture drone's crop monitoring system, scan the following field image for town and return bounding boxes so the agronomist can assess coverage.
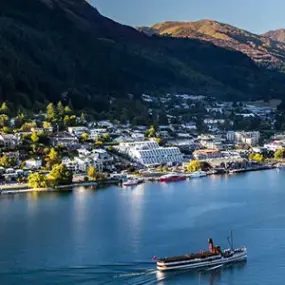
[0,94,285,192]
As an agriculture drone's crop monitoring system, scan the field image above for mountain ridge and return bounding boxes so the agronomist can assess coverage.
[140,19,285,71]
[0,0,283,112]
[263,29,285,44]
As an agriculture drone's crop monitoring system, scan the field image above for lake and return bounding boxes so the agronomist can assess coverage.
[1,169,285,284]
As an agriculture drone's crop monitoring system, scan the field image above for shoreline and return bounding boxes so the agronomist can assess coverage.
[0,166,277,195]
[0,179,120,195]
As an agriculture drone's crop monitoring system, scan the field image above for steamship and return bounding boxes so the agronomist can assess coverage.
[156,236,247,271]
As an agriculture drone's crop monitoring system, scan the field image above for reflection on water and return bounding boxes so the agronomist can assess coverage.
[1,170,285,284]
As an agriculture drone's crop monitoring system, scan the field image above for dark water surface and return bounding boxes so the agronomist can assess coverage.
[1,169,285,284]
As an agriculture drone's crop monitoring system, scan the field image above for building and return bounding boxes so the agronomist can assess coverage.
[264,141,284,152]
[227,131,260,146]
[92,149,114,170]
[198,134,225,150]
[193,149,242,161]
[25,158,42,169]
[0,134,21,148]
[89,128,108,140]
[193,149,223,160]
[50,132,79,149]
[68,126,88,138]
[117,140,183,166]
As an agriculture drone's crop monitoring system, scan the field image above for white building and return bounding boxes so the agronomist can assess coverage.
[25,158,42,169]
[89,128,108,140]
[68,126,88,137]
[117,140,183,166]
[227,131,260,146]
[264,142,284,152]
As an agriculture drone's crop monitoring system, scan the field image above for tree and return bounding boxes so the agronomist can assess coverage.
[28,173,48,189]
[48,164,73,187]
[0,102,10,115]
[21,122,37,132]
[81,132,89,141]
[31,131,39,144]
[187,160,201,172]
[249,153,264,163]
[0,114,9,128]
[45,148,60,169]
[274,148,285,159]
[63,115,70,126]
[64,105,72,115]
[43,121,52,129]
[155,137,162,145]
[87,166,96,180]
[46,103,56,122]
[57,101,64,118]
[102,133,110,142]
[80,112,86,123]
[145,125,156,138]
[0,155,17,168]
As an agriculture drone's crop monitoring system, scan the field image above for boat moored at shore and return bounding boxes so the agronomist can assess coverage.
[189,171,207,179]
[160,173,186,183]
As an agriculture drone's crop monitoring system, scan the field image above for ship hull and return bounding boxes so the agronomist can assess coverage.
[160,176,186,183]
[157,248,247,271]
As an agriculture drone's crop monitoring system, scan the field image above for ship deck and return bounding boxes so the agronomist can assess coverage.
[158,251,220,263]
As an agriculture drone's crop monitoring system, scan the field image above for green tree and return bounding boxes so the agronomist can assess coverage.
[0,156,16,168]
[81,132,89,141]
[80,112,86,124]
[0,114,9,128]
[28,173,48,189]
[14,113,25,128]
[102,133,110,142]
[63,115,70,127]
[43,121,52,129]
[64,105,72,115]
[250,153,264,163]
[31,131,39,143]
[45,148,60,169]
[87,166,96,180]
[145,125,156,138]
[274,148,285,159]
[0,102,10,115]
[21,122,37,132]
[155,137,162,145]
[57,101,64,118]
[46,103,56,122]
[187,160,201,172]
[2,126,11,134]
[48,164,73,187]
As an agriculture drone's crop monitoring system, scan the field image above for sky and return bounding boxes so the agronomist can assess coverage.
[93,0,285,34]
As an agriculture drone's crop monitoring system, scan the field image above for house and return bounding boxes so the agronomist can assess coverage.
[74,156,103,172]
[131,131,145,141]
[50,132,79,149]
[25,158,42,169]
[0,134,21,148]
[227,131,260,146]
[68,127,88,138]
[92,149,114,170]
[62,157,80,172]
[31,127,53,135]
[89,128,108,140]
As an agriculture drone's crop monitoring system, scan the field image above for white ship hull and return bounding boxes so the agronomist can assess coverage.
[157,248,247,271]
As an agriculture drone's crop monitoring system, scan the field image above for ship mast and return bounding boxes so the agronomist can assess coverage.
[227,230,234,250]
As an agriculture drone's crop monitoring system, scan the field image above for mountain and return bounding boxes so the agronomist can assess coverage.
[148,20,285,71]
[263,29,285,44]
[0,0,283,112]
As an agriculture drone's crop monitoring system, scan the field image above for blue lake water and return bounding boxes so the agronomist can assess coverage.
[1,169,285,284]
